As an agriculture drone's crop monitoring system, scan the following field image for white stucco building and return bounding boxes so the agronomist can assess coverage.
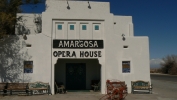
[0,0,150,94]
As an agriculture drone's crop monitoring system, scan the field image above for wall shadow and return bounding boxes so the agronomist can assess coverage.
[0,35,32,83]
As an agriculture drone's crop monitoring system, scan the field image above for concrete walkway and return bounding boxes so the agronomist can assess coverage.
[1,78,177,100]
[0,92,176,100]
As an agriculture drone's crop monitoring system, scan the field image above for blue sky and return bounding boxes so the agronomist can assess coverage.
[21,0,177,61]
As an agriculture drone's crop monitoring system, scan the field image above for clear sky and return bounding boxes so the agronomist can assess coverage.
[21,0,177,60]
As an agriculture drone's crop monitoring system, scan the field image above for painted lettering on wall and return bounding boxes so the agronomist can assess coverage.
[80,51,101,57]
[53,40,103,49]
[53,51,102,57]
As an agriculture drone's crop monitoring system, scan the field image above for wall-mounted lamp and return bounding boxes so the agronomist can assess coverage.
[23,34,27,40]
[67,1,70,10]
[122,34,125,41]
[88,1,91,9]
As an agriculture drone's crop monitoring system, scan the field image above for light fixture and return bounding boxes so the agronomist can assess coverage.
[67,1,70,10]
[88,1,91,9]
[122,34,125,41]
[23,34,27,40]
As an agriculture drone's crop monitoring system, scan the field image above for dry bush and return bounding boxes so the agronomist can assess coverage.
[160,55,177,75]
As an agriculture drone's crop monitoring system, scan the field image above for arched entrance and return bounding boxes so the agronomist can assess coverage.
[54,59,101,92]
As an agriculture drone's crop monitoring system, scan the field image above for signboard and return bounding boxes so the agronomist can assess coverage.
[53,40,103,49]
[122,61,130,73]
[24,61,33,73]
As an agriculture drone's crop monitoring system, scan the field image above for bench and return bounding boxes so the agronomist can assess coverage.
[131,80,152,94]
[55,82,66,94]
[0,83,7,94]
[100,80,127,100]
[91,80,100,91]
[28,81,51,95]
[6,83,28,95]
[106,80,128,95]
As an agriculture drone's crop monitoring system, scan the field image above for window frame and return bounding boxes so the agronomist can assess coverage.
[122,61,131,73]
[123,45,129,49]
[58,24,62,30]
[70,25,75,30]
[82,25,87,30]
[95,25,99,30]
[24,61,33,73]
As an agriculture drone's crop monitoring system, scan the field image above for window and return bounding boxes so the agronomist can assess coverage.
[70,25,74,30]
[26,44,32,47]
[122,61,130,73]
[123,45,128,48]
[95,25,99,30]
[82,25,87,30]
[24,61,33,73]
[58,25,62,30]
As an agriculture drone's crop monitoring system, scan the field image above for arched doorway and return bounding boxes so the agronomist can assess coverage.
[54,59,101,91]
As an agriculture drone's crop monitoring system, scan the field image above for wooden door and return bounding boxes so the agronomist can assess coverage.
[66,63,86,90]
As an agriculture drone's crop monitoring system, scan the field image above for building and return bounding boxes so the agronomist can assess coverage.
[1,0,150,94]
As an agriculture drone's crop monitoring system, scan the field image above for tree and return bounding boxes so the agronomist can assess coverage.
[0,0,44,40]
[0,0,44,82]
[160,55,177,75]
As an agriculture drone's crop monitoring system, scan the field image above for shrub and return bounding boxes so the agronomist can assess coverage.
[160,55,177,75]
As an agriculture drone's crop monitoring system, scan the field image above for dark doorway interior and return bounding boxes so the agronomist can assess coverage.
[66,63,86,90]
[55,59,101,91]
